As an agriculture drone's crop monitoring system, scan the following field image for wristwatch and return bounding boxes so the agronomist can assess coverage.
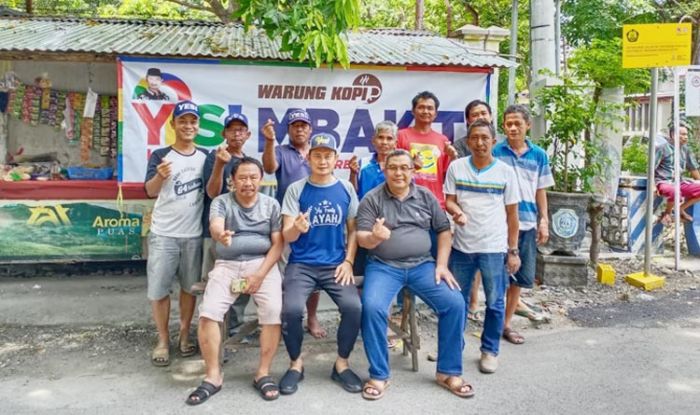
[507,248,519,256]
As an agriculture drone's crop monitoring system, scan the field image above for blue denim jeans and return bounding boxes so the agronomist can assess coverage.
[449,249,507,356]
[361,258,465,380]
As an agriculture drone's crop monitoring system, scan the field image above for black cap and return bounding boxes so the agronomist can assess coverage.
[146,68,162,77]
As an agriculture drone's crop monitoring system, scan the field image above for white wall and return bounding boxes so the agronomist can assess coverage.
[4,60,117,167]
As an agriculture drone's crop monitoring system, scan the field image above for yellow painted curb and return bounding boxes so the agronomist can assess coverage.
[597,263,615,286]
[624,272,666,291]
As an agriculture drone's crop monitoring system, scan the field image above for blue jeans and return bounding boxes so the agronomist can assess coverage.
[449,249,507,356]
[361,259,465,380]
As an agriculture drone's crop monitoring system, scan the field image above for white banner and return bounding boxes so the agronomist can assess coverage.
[685,68,700,117]
[118,58,489,183]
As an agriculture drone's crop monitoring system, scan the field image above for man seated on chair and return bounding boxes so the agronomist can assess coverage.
[356,149,472,401]
[186,157,284,405]
[655,122,700,225]
[279,133,362,395]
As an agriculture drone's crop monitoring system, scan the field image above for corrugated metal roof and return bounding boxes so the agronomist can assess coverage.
[0,16,514,68]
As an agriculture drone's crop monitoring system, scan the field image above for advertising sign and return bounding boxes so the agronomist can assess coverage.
[118,58,491,183]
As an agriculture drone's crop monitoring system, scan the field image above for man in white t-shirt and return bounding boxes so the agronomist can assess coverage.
[444,119,521,374]
[144,100,208,367]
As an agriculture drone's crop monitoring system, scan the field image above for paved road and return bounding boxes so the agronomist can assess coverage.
[1,275,699,414]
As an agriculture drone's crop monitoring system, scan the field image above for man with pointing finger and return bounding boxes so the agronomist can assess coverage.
[144,100,208,367]
[279,132,363,396]
[357,149,471,400]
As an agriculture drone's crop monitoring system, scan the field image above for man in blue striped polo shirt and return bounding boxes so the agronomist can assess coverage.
[492,105,554,345]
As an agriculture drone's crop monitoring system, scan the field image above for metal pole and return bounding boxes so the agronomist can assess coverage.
[645,68,659,276]
[673,69,681,270]
[554,0,561,77]
[507,0,518,105]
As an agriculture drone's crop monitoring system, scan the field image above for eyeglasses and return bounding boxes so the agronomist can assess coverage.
[385,165,413,172]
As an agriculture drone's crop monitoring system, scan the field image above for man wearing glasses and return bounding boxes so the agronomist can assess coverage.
[357,149,472,400]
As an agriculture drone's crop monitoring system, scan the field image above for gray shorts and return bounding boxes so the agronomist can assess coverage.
[147,233,202,300]
[200,237,216,282]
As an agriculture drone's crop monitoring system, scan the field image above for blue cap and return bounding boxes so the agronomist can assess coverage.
[309,133,337,152]
[224,113,248,128]
[286,109,311,126]
[172,100,199,119]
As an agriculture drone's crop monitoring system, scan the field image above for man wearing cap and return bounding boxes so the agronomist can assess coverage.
[144,100,208,367]
[201,112,252,333]
[137,68,169,101]
[278,133,362,395]
[262,109,325,339]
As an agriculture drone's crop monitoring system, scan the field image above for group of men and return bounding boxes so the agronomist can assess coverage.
[143,91,554,405]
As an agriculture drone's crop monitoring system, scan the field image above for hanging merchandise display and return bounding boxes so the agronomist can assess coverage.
[6,80,118,161]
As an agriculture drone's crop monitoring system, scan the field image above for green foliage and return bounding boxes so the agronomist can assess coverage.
[537,76,606,193]
[562,0,655,45]
[236,0,360,68]
[621,136,648,174]
[569,38,649,94]
[97,0,211,19]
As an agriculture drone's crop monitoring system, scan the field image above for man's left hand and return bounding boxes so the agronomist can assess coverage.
[334,261,355,286]
[537,221,549,245]
[444,143,459,160]
[435,265,460,290]
[243,272,265,294]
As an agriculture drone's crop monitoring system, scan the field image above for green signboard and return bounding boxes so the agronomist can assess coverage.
[0,201,149,261]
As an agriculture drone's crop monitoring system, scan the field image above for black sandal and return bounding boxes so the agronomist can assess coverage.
[253,375,280,401]
[185,381,222,406]
[279,368,304,395]
[331,365,362,393]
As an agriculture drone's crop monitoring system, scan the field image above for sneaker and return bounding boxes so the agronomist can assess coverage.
[479,352,498,374]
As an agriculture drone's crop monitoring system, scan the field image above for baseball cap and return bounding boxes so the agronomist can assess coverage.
[172,100,199,119]
[146,67,162,77]
[286,109,311,126]
[224,113,249,128]
[309,133,337,152]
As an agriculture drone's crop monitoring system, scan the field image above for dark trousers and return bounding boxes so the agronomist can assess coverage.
[281,263,362,361]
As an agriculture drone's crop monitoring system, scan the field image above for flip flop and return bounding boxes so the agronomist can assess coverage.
[151,344,170,367]
[178,336,197,357]
[467,309,484,323]
[185,381,222,406]
[503,327,525,344]
[253,375,280,401]
[436,376,475,399]
[362,380,390,401]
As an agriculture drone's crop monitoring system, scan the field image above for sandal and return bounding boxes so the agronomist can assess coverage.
[279,368,304,395]
[467,309,484,323]
[185,381,222,406]
[151,344,170,367]
[362,380,390,401]
[436,376,475,398]
[253,375,280,401]
[503,327,525,344]
[178,336,197,357]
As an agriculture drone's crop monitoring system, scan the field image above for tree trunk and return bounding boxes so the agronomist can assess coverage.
[415,0,425,30]
[26,0,33,14]
[444,0,453,36]
[588,202,603,264]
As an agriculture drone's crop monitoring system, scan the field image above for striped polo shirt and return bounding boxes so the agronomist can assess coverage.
[444,156,520,253]
[493,139,554,231]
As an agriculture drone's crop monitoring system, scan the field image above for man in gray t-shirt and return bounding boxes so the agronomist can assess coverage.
[356,149,472,400]
[187,158,285,405]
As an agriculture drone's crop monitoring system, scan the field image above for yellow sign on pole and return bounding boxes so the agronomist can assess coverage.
[622,23,692,68]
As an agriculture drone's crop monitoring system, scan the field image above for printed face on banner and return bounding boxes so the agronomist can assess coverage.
[119,59,489,183]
